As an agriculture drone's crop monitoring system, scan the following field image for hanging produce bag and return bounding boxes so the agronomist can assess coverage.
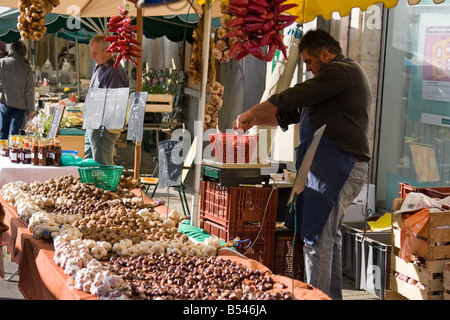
[399,208,430,262]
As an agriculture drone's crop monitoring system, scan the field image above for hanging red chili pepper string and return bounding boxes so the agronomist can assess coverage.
[105,5,143,68]
[223,0,298,62]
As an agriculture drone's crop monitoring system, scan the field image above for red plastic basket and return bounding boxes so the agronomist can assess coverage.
[274,230,304,280]
[199,180,277,269]
[399,182,450,199]
[209,133,258,163]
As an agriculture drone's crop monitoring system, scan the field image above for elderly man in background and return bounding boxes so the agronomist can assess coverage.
[84,34,129,165]
[0,40,35,140]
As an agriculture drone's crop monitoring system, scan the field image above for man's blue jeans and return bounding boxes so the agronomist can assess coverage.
[84,128,120,165]
[303,161,369,300]
[0,103,26,140]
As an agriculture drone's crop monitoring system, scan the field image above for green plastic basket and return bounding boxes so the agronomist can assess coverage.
[78,165,123,191]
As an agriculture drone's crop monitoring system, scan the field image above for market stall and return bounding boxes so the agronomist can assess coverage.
[0,175,330,300]
[2,0,447,303]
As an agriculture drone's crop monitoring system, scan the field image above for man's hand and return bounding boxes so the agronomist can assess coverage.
[232,100,279,132]
[232,110,255,132]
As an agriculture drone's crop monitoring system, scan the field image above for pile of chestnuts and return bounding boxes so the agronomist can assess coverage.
[105,253,294,300]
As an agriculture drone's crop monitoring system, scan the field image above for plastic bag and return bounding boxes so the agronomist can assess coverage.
[367,213,391,232]
[61,154,99,167]
[399,208,430,262]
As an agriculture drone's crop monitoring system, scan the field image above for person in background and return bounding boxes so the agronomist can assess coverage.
[84,34,129,165]
[0,40,35,140]
[233,29,371,300]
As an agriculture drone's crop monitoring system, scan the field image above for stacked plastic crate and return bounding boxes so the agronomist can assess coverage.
[200,180,278,270]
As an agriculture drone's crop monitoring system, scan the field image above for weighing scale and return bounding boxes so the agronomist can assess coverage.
[201,159,272,186]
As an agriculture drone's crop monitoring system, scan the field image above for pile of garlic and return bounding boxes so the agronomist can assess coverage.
[53,237,131,299]
[1,180,224,259]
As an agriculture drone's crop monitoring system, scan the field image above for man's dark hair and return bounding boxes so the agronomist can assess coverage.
[299,29,342,58]
[10,40,27,57]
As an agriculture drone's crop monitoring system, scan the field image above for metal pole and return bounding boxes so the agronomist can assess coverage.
[134,8,144,180]
[54,33,59,90]
[75,32,80,97]
[192,0,212,227]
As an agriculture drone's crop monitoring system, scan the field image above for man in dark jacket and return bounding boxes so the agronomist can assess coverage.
[0,40,35,140]
[233,29,371,299]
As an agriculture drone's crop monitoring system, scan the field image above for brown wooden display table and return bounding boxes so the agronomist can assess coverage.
[0,190,330,300]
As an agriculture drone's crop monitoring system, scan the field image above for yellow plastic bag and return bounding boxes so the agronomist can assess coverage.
[367,213,392,232]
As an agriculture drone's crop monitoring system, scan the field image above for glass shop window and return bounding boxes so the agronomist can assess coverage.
[377,0,450,211]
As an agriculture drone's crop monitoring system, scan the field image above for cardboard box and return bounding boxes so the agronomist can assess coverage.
[344,184,375,222]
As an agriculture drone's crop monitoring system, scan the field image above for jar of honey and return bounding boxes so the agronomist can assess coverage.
[9,135,18,146]
[47,139,54,166]
[0,145,9,157]
[0,140,9,157]
[23,137,31,148]
[31,138,40,166]
[52,140,62,166]
[38,139,48,166]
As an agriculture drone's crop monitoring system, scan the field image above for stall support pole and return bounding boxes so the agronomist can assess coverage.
[54,34,59,91]
[192,0,212,227]
[133,8,144,180]
[75,32,80,98]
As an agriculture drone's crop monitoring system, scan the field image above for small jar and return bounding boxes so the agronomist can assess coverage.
[52,140,62,166]
[38,139,48,166]
[0,145,9,157]
[31,138,40,166]
[9,135,18,146]
[22,147,32,164]
[9,145,20,164]
[16,135,23,147]
[47,139,55,166]
[23,137,31,148]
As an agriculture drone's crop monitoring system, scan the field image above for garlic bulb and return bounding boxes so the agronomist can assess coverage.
[112,243,128,256]
[139,245,152,255]
[82,239,97,249]
[33,225,45,238]
[139,240,154,248]
[127,245,140,257]
[179,246,189,256]
[202,245,217,257]
[119,239,133,248]
[151,244,165,255]
[90,245,107,260]
[164,218,176,227]
[103,275,125,289]
[189,247,202,257]
[170,240,183,250]
[205,236,222,249]
[98,241,112,251]
[167,247,182,256]
[168,209,181,221]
